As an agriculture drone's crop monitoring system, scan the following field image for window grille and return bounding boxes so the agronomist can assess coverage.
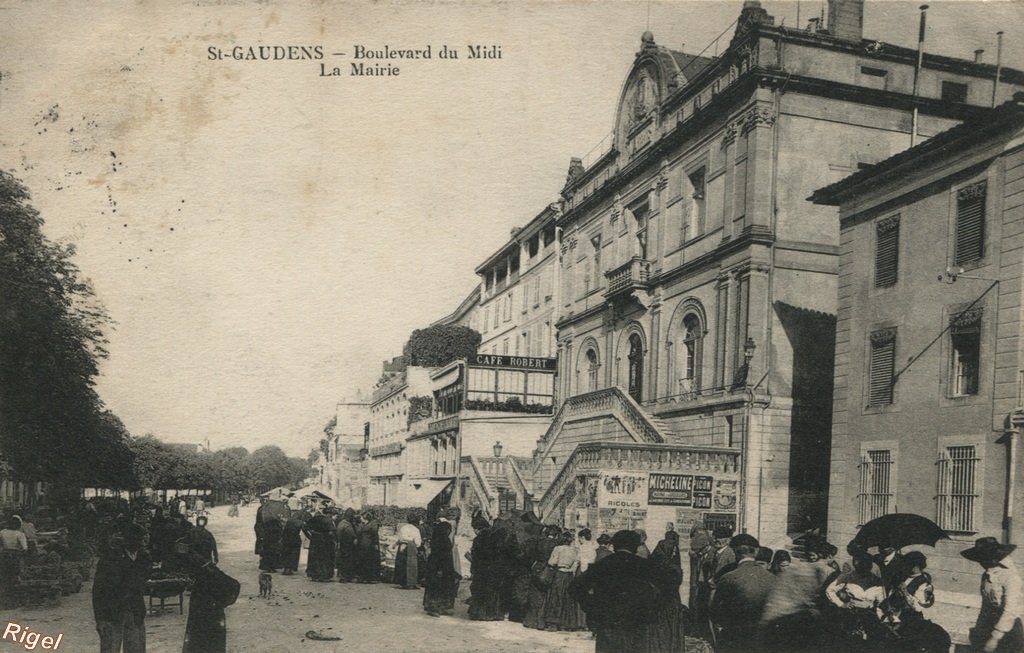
[868,328,897,406]
[857,450,893,525]
[875,216,900,288]
[936,444,980,532]
[955,182,986,265]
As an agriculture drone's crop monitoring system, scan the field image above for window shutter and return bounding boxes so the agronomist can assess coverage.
[875,216,900,288]
[869,328,897,406]
[955,182,986,265]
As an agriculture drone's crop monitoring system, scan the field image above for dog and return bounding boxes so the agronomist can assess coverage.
[259,572,272,598]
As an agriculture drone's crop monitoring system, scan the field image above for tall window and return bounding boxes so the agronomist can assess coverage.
[687,167,707,240]
[950,309,982,396]
[955,182,986,265]
[632,204,649,259]
[858,449,894,525]
[681,314,703,394]
[586,349,600,392]
[875,216,900,288]
[591,235,602,289]
[937,444,980,532]
[868,328,897,406]
[628,334,644,402]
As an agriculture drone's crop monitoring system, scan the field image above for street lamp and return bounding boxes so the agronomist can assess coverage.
[743,337,757,369]
[493,441,503,457]
[732,337,757,389]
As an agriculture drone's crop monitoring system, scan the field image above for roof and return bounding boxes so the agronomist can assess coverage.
[474,205,558,274]
[811,93,1024,206]
[666,49,716,84]
[430,286,480,327]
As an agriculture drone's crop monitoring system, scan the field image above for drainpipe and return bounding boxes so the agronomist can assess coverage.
[1002,409,1024,544]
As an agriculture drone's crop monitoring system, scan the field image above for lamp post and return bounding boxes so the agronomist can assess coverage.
[493,441,503,458]
[738,337,757,535]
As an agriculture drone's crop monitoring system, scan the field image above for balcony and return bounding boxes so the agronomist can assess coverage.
[604,257,652,301]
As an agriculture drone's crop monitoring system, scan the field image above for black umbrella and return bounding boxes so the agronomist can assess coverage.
[848,513,948,551]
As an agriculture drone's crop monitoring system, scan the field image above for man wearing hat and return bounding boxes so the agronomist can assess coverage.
[962,536,1023,652]
[693,527,736,638]
[93,524,151,653]
[710,535,775,652]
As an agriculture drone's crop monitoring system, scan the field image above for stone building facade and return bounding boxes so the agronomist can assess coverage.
[812,95,1024,636]
[535,0,1021,547]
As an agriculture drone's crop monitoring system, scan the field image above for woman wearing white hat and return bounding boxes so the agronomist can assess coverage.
[962,536,1024,652]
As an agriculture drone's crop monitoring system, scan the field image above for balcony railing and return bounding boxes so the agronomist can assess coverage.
[605,257,652,298]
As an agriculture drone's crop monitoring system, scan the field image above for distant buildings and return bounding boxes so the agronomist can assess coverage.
[318,394,370,507]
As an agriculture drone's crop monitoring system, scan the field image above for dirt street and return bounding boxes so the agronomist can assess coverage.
[0,505,594,653]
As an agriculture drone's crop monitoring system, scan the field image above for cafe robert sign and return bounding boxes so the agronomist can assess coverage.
[470,355,556,371]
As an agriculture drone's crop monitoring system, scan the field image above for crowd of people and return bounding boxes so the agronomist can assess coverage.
[253,498,383,583]
[247,499,1024,653]
[3,492,1021,653]
[83,495,239,653]
[684,524,1024,653]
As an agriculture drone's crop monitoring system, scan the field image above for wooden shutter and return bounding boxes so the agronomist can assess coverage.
[868,328,896,406]
[875,216,900,288]
[955,182,986,265]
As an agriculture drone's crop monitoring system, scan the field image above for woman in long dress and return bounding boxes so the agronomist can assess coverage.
[335,509,358,583]
[524,525,559,630]
[258,518,283,572]
[280,512,303,575]
[303,508,336,581]
[354,513,380,583]
[423,521,460,616]
[468,513,506,621]
[181,554,240,653]
[545,531,583,631]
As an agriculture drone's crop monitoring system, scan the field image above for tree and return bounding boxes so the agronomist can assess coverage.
[248,445,302,491]
[405,324,481,367]
[0,171,132,491]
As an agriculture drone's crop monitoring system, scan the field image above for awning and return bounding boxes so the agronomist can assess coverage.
[260,486,291,499]
[398,479,453,508]
[431,365,461,391]
[294,485,336,502]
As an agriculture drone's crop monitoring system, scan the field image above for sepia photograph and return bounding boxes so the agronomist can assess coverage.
[2,0,1024,651]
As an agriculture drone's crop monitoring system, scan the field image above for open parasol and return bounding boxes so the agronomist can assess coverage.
[848,513,948,551]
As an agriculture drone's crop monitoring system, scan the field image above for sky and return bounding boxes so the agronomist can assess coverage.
[1,0,1022,457]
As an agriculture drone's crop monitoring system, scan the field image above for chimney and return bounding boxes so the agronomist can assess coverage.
[827,0,865,42]
[974,48,985,63]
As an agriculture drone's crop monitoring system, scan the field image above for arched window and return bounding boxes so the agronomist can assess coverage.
[628,333,644,402]
[586,349,600,392]
[682,314,703,394]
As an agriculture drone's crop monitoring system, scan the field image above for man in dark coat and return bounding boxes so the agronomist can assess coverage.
[709,539,776,653]
[253,498,266,557]
[569,530,672,652]
[335,509,358,582]
[93,524,151,653]
[189,516,218,564]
